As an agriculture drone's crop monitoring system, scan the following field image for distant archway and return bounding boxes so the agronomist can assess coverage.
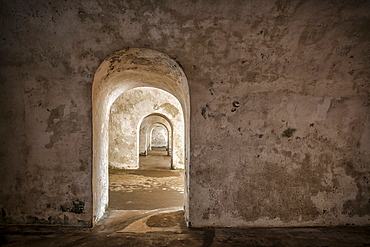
[138,113,182,169]
[108,87,184,170]
[151,125,168,148]
[92,48,190,224]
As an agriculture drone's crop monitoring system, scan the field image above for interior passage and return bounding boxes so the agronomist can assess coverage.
[108,147,184,210]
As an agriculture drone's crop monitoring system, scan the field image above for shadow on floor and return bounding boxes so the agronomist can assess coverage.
[1,211,370,247]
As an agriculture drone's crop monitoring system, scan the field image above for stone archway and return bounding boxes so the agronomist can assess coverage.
[139,113,182,169]
[151,125,168,148]
[108,87,184,170]
[92,48,190,224]
[140,114,172,154]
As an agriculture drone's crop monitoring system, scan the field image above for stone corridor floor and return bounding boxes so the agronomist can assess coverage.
[109,148,184,211]
[108,168,184,210]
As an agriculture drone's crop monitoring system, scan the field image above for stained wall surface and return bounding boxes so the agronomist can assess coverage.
[0,0,369,227]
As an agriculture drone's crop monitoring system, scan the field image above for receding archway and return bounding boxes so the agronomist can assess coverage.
[139,115,172,156]
[108,87,184,170]
[139,114,176,169]
[151,125,168,149]
[92,48,190,224]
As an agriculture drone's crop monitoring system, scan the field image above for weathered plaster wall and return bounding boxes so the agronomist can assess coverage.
[109,87,184,169]
[0,0,369,226]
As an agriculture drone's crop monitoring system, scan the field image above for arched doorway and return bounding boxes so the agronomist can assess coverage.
[139,114,173,160]
[108,87,184,170]
[151,125,168,149]
[139,115,172,157]
[92,48,190,224]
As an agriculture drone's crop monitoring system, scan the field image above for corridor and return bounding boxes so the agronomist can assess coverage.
[109,147,184,210]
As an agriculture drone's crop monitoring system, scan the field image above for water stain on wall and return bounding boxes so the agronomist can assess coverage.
[45,104,84,148]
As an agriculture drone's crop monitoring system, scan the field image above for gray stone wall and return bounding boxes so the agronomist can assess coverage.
[0,0,369,226]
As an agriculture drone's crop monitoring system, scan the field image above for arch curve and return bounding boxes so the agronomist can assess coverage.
[139,114,173,161]
[138,112,175,131]
[150,125,168,148]
[92,48,190,223]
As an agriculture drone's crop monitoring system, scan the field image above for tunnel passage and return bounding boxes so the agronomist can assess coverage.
[92,48,190,224]
[108,87,184,170]
[107,89,185,210]
[140,115,172,156]
[151,125,168,149]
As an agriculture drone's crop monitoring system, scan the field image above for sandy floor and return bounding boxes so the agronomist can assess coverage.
[109,148,184,210]
[108,168,184,210]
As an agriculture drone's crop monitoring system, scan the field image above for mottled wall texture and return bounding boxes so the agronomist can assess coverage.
[0,0,369,227]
